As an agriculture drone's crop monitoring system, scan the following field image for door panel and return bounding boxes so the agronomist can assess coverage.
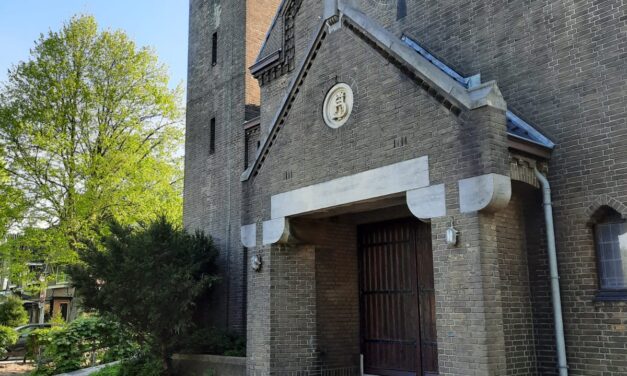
[359,218,438,376]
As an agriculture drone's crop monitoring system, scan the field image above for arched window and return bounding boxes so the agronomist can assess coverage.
[593,206,627,298]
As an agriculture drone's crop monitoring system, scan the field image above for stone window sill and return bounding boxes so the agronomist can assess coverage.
[594,290,627,303]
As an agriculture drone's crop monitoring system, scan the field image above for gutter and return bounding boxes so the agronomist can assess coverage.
[534,168,569,376]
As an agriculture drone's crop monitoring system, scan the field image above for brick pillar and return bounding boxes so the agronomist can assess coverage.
[432,212,507,376]
[247,244,319,376]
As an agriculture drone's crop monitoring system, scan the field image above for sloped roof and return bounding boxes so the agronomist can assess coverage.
[401,35,555,150]
[243,3,554,181]
[254,0,289,64]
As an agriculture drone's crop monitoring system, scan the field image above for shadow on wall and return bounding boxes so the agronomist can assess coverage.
[171,354,246,376]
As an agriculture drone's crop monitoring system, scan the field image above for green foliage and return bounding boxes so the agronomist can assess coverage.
[0,296,28,327]
[28,315,138,375]
[49,312,67,328]
[26,326,65,374]
[0,150,26,240]
[69,217,219,375]
[91,363,122,376]
[0,14,183,270]
[0,325,18,358]
[118,353,163,376]
[180,328,246,357]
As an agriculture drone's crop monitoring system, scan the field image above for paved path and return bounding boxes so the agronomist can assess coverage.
[0,361,34,376]
[54,362,119,376]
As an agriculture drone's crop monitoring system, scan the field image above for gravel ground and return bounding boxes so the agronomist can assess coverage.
[0,361,34,376]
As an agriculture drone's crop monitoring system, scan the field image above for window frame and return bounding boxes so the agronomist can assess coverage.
[593,215,627,301]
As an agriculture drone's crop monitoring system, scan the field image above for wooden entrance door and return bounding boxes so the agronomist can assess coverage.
[358,218,438,376]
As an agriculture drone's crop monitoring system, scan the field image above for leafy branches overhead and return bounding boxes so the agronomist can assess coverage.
[0,15,183,258]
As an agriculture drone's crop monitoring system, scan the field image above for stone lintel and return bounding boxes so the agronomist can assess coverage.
[459,173,512,213]
[407,184,447,219]
[270,157,429,219]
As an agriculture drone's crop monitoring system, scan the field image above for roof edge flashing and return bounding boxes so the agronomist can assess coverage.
[341,5,504,112]
[253,0,289,65]
[507,111,556,149]
[402,34,554,150]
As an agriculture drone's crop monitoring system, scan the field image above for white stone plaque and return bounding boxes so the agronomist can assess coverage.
[323,83,353,128]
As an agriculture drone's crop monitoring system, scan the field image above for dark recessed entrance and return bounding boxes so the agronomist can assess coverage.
[358,218,438,376]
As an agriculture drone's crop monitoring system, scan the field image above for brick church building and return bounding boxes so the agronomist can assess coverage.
[183,1,626,375]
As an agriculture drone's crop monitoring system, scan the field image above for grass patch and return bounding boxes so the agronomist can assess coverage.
[91,363,122,376]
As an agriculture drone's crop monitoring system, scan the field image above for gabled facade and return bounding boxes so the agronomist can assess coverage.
[184,1,627,375]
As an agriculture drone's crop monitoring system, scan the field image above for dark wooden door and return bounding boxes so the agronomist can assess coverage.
[358,218,438,376]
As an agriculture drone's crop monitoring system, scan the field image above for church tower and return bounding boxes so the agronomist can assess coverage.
[184,0,280,333]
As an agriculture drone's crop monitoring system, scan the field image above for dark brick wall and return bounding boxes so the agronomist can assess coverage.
[188,0,626,374]
[246,1,627,374]
[244,125,260,170]
[247,244,319,376]
[185,0,279,333]
[496,184,540,375]
[524,183,557,375]
[243,25,508,223]
[244,22,511,375]
[355,3,627,372]
[246,0,280,117]
[314,223,360,370]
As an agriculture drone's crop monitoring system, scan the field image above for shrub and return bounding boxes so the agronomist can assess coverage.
[69,217,219,375]
[28,315,139,374]
[118,353,163,376]
[0,296,28,327]
[0,325,18,358]
[179,328,245,357]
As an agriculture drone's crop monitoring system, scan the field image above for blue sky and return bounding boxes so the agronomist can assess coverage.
[0,0,189,89]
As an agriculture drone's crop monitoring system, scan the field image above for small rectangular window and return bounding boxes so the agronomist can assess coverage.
[212,32,218,66]
[209,118,216,155]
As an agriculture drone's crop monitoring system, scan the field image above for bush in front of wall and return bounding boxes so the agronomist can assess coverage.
[0,325,18,358]
[28,315,139,375]
[0,296,28,327]
[69,217,220,375]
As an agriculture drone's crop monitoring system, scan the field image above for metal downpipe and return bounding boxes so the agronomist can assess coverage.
[534,167,569,376]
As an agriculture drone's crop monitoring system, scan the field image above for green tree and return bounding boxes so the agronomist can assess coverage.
[68,217,219,375]
[0,151,26,240]
[0,296,28,327]
[0,15,183,266]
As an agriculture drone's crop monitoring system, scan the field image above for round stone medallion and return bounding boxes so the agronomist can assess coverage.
[323,83,354,129]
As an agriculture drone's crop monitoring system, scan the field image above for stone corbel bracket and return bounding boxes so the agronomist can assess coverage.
[262,217,293,246]
[459,173,511,213]
[407,184,447,220]
[241,224,257,248]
